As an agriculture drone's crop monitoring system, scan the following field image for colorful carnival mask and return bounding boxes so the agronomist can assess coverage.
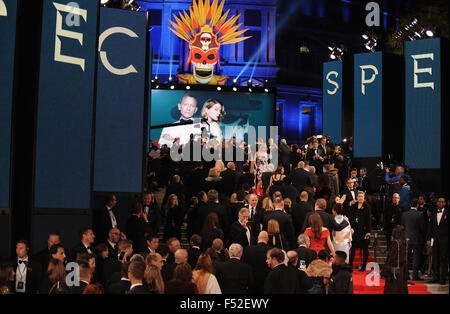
[169,0,251,84]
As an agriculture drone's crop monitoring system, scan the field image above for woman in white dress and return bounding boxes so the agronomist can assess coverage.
[192,254,222,294]
[200,99,226,144]
[331,201,352,263]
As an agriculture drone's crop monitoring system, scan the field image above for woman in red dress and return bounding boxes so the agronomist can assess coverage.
[304,213,335,257]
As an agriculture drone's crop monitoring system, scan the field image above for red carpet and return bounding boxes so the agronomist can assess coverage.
[351,249,431,294]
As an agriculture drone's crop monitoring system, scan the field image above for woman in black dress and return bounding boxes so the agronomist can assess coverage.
[163,194,184,242]
[382,225,409,294]
[348,191,372,271]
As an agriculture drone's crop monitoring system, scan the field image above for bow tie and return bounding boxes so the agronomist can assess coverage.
[180,118,191,123]
[18,260,28,265]
[437,209,443,213]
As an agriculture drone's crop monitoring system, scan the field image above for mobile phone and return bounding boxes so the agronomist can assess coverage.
[299,260,306,270]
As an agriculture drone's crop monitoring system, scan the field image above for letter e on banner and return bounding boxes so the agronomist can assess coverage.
[412,53,435,90]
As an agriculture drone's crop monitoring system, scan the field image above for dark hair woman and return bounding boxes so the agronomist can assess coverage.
[382,225,409,294]
[201,213,224,251]
[164,263,199,294]
[316,174,332,201]
[304,213,335,257]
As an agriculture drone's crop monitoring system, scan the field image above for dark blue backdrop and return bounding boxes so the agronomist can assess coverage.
[323,61,343,143]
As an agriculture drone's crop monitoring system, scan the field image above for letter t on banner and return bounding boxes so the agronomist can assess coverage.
[323,61,343,144]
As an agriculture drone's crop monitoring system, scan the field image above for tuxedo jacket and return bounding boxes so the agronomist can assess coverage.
[245,204,264,241]
[126,215,153,252]
[221,168,237,196]
[264,264,300,294]
[291,201,313,238]
[106,241,119,260]
[401,209,426,245]
[294,246,317,268]
[188,247,202,270]
[229,221,252,249]
[342,187,358,212]
[93,206,119,243]
[228,202,246,224]
[215,258,253,294]
[70,281,88,294]
[289,168,311,193]
[70,242,92,262]
[263,210,295,250]
[13,258,42,294]
[128,284,151,294]
[107,279,131,294]
[242,243,271,294]
[427,208,449,244]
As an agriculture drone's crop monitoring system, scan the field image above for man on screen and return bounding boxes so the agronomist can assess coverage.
[158,92,201,147]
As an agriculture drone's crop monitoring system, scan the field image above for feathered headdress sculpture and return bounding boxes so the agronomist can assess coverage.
[169,0,251,85]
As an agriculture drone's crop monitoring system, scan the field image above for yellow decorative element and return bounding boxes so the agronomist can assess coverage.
[176,74,229,85]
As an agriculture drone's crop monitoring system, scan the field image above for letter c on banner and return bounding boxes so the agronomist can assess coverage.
[99,27,138,76]
[0,0,7,16]
[326,71,339,95]
[360,65,379,95]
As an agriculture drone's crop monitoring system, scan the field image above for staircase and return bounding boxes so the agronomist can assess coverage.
[368,230,388,266]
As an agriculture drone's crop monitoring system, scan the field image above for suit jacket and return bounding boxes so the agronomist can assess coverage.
[242,243,271,294]
[103,258,122,286]
[384,203,405,229]
[230,221,252,249]
[162,262,177,283]
[263,209,296,250]
[302,210,340,235]
[215,258,253,294]
[221,168,237,196]
[13,258,42,294]
[246,204,264,241]
[291,201,313,238]
[70,242,93,262]
[228,202,246,224]
[188,247,202,269]
[278,143,291,167]
[289,168,311,193]
[264,264,300,294]
[70,281,88,294]
[128,284,151,294]
[401,209,426,245]
[33,247,51,273]
[342,187,357,213]
[106,241,119,260]
[306,148,323,172]
[143,202,162,237]
[126,215,153,252]
[280,184,300,205]
[107,279,131,294]
[295,246,317,268]
[236,173,255,191]
[288,264,313,293]
[93,206,119,243]
[427,208,449,244]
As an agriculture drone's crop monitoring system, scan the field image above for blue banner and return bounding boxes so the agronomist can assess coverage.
[35,0,98,209]
[0,0,18,208]
[405,38,441,169]
[323,61,343,143]
[354,52,383,158]
[93,7,148,192]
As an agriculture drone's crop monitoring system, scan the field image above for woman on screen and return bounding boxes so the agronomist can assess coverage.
[200,99,225,144]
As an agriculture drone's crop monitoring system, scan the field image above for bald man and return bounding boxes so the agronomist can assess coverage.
[245,193,264,242]
[161,248,187,283]
[221,162,237,196]
[291,191,313,238]
[242,231,271,294]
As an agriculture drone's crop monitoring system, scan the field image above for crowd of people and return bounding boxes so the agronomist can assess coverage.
[0,136,447,294]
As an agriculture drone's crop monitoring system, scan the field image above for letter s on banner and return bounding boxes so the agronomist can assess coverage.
[98,27,139,76]
[326,71,340,95]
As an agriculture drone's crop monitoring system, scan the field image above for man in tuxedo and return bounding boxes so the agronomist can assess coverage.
[426,197,449,284]
[280,177,300,206]
[342,178,358,215]
[221,162,237,197]
[126,202,154,252]
[162,174,186,210]
[103,240,133,286]
[286,250,313,293]
[384,193,404,247]
[279,139,291,175]
[215,243,253,294]
[70,261,93,294]
[302,198,340,236]
[246,193,264,243]
[187,234,202,269]
[13,240,42,294]
[186,162,208,200]
[307,166,319,189]
[127,260,149,294]
[291,191,313,238]
[242,231,271,294]
[264,248,300,294]
[289,161,311,193]
[93,193,119,243]
[141,192,162,237]
[143,235,159,255]
[166,238,181,264]
[70,228,95,262]
[235,164,255,191]
[401,198,426,281]
[306,140,324,175]
[212,239,229,262]
[106,228,121,259]
[358,168,371,193]
[162,249,188,283]
[107,262,130,294]
[230,208,252,249]
[263,197,296,250]
[33,232,61,272]
[295,233,317,268]
[147,253,164,271]
[197,189,229,236]
[228,191,246,224]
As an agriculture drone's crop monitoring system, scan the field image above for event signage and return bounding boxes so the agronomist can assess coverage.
[323,61,343,143]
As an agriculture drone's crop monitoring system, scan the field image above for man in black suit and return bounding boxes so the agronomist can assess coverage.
[235,164,255,191]
[197,189,229,236]
[289,161,311,193]
[242,231,271,294]
[216,243,253,294]
[426,197,448,285]
[107,262,131,294]
[295,233,317,268]
[228,191,246,224]
[141,192,162,237]
[106,228,121,259]
[187,234,202,269]
[263,197,296,249]
[401,198,426,281]
[245,193,264,243]
[212,239,229,262]
[286,250,313,293]
[221,162,237,197]
[103,240,133,287]
[264,248,300,294]
[142,234,159,255]
[384,193,404,247]
[302,198,337,235]
[162,249,188,283]
[342,178,358,215]
[278,139,291,175]
[185,162,208,200]
[291,191,313,238]
[33,232,61,272]
[166,238,181,264]
[127,260,150,294]
[230,207,252,249]
[280,177,300,206]
[126,202,154,253]
[306,139,324,175]
[13,240,42,294]
[93,193,119,243]
[358,168,371,193]
[162,174,186,210]
[70,227,96,262]
[70,262,93,294]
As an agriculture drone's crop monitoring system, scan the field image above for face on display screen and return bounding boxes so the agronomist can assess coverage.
[150,89,275,147]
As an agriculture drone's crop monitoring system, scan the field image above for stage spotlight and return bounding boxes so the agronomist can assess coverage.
[155,85,159,89]
[425,29,434,37]
[264,88,269,93]
[263,79,269,87]
[170,85,175,90]
[342,138,348,143]
[248,88,252,92]
[100,0,110,6]
[247,79,252,87]
[217,86,221,91]
[121,0,140,11]
[362,33,369,40]
[232,87,237,92]
[328,44,344,61]
[168,76,173,82]
[186,86,191,90]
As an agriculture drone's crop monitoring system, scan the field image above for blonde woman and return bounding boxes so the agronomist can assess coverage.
[193,254,222,294]
[145,264,164,294]
[201,99,225,143]
[267,219,288,251]
[262,196,274,213]
[163,194,183,241]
